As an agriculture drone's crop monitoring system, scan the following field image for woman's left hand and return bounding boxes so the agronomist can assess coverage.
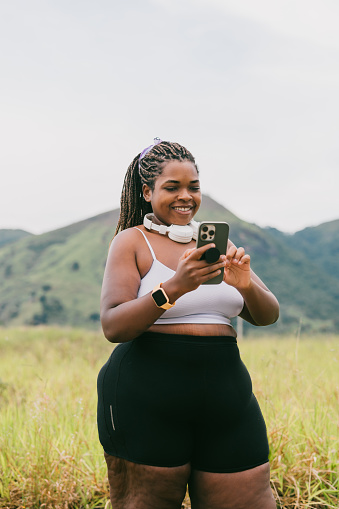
[223,245,251,289]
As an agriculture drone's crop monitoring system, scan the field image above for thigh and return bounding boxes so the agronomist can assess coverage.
[188,462,276,509]
[104,453,191,509]
[193,389,270,473]
[98,339,193,467]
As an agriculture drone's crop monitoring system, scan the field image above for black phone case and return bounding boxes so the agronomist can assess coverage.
[196,221,229,284]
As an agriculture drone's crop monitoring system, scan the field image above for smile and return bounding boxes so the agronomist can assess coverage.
[172,206,193,212]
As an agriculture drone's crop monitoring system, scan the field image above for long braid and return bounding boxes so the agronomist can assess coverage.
[115,155,152,234]
[115,141,198,235]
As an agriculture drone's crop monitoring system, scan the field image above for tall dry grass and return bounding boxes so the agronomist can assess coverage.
[242,334,338,508]
[0,327,112,508]
[0,327,338,508]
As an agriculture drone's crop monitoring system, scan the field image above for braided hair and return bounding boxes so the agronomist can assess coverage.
[115,141,198,235]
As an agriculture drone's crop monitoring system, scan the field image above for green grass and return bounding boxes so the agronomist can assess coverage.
[0,327,113,508]
[241,335,339,508]
[0,327,338,508]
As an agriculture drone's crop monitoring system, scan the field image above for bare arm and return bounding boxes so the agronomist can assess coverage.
[238,270,280,326]
[224,242,279,326]
[100,230,165,342]
[100,230,226,342]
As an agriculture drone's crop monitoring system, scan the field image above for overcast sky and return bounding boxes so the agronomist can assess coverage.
[1,0,338,235]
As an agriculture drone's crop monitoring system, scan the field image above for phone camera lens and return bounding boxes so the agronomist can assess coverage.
[202,226,208,232]
[209,230,214,236]
[201,233,207,240]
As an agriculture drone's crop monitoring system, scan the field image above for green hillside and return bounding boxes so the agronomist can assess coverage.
[0,211,119,328]
[0,229,32,248]
[0,196,338,333]
[289,220,339,279]
[266,220,339,280]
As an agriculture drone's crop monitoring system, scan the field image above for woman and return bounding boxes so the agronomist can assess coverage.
[97,139,279,509]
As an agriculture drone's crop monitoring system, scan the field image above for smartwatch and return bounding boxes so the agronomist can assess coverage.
[151,283,175,310]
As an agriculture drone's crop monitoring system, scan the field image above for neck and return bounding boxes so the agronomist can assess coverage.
[150,214,169,227]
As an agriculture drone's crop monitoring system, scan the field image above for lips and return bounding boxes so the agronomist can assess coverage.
[172,206,193,212]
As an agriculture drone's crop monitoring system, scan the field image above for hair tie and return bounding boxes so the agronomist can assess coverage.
[138,137,162,169]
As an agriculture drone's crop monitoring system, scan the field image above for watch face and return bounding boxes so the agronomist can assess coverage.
[153,289,168,307]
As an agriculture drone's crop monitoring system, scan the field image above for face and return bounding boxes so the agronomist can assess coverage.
[143,160,201,226]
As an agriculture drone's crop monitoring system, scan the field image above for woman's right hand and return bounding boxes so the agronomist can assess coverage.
[162,244,226,300]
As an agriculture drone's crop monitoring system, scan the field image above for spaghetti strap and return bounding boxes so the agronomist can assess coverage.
[134,228,156,261]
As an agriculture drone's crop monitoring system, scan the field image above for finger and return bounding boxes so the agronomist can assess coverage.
[226,245,237,261]
[191,243,216,260]
[235,247,246,259]
[226,254,250,268]
[238,254,250,265]
[201,267,223,283]
[199,259,226,278]
[180,248,195,260]
[226,246,247,264]
[231,247,246,263]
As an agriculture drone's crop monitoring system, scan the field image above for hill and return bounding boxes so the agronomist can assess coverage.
[0,196,338,333]
[0,211,119,327]
[289,219,339,280]
[0,229,32,248]
[266,219,339,280]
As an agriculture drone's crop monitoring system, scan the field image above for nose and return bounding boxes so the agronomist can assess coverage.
[177,187,192,201]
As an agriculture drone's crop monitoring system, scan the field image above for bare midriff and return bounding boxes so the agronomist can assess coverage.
[148,322,237,337]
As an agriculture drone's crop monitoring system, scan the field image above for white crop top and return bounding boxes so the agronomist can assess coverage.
[135,229,244,325]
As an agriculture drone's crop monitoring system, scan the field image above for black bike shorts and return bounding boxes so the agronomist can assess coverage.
[97,332,269,473]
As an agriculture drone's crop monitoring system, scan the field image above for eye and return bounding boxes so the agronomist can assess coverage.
[190,186,200,191]
[165,187,177,191]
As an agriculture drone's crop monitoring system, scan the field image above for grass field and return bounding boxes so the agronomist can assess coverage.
[0,327,338,508]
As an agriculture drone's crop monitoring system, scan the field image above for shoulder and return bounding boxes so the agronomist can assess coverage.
[110,227,144,251]
[108,227,151,264]
[105,228,143,266]
[108,226,153,279]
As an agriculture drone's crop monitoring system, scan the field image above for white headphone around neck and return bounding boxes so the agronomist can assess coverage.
[143,213,199,243]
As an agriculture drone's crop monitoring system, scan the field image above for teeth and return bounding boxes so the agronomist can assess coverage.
[173,207,192,211]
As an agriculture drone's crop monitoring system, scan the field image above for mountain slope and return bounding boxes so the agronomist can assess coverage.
[266,219,339,281]
[0,210,119,327]
[0,198,338,333]
[289,219,339,279]
[0,229,32,248]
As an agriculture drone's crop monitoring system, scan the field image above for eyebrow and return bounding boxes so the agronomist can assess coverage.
[163,179,200,184]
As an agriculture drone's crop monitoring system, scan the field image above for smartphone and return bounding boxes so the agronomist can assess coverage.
[196,221,229,284]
